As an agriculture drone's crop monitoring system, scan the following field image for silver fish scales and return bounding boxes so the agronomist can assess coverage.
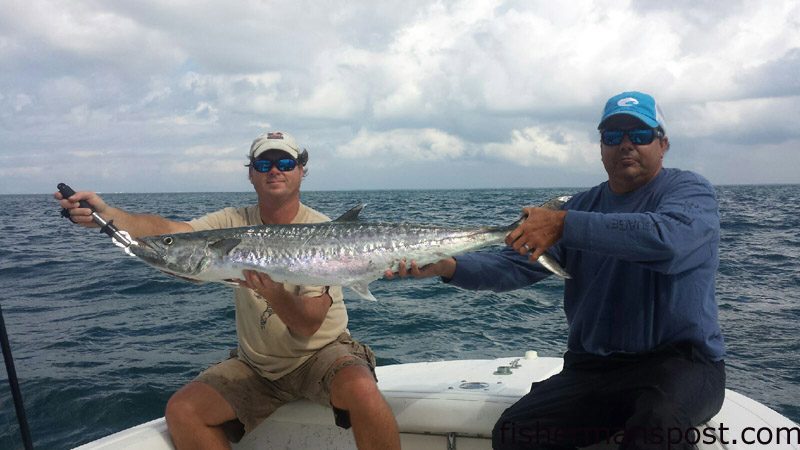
[128,200,571,301]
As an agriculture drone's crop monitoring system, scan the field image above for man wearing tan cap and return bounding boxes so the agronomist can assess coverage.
[56,131,400,450]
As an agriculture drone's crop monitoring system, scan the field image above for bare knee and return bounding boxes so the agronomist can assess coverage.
[330,365,382,410]
[165,386,199,425]
[164,382,237,449]
[165,382,235,428]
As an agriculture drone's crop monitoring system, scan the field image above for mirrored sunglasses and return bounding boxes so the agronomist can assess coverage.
[601,128,663,146]
[250,158,298,173]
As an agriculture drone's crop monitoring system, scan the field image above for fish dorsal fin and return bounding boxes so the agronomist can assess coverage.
[333,203,366,222]
[505,195,575,229]
[208,238,241,254]
[539,195,573,211]
[348,281,377,301]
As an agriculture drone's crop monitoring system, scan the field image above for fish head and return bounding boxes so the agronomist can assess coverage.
[129,233,215,280]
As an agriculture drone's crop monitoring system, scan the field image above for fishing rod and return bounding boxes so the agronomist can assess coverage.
[57,183,133,248]
[1,304,34,450]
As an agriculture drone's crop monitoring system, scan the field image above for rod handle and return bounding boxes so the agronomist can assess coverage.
[57,182,94,211]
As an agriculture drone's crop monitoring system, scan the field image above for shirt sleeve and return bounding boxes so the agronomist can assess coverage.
[448,247,553,292]
[561,173,719,274]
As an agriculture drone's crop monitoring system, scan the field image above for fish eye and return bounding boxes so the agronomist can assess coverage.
[162,236,174,245]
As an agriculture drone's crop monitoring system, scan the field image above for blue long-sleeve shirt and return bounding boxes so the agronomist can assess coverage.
[449,168,725,360]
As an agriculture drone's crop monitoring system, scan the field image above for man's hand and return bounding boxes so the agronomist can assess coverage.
[237,270,332,337]
[238,270,285,299]
[505,208,567,261]
[54,190,109,228]
[384,258,457,280]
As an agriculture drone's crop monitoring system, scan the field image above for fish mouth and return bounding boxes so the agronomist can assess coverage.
[128,240,201,282]
[128,237,210,282]
[128,239,165,264]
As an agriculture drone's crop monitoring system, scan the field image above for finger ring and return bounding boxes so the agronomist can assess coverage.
[522,244,531,251]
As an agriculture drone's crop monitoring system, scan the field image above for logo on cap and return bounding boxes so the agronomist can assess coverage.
[617,97,639,107]
[267,132,284,140]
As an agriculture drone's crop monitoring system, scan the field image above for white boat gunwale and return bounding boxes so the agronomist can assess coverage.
[73,354,800,450]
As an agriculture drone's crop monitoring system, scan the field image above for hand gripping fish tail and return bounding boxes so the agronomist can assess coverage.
[494,195,573,280]
[536,195,572,279]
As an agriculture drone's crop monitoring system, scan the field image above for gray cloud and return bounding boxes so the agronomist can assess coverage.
[736,48,800,98]
[1,0,799,194]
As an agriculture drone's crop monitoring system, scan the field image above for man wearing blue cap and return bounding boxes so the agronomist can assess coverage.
[390,91,726,449]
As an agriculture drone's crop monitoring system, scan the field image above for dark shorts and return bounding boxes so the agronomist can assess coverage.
[195,332,376,434]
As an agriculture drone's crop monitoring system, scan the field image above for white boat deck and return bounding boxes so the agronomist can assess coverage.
[75,354,799,449]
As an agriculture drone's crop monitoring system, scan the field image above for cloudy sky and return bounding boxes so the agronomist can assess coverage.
[1,0,799,194]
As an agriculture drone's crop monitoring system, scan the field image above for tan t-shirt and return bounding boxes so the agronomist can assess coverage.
[188,203,347,380]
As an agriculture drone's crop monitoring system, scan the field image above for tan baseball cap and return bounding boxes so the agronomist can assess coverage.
[249,131,302,159]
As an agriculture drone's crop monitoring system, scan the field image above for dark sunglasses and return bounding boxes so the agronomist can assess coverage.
[249,158,298,173]
[601,128,663,146]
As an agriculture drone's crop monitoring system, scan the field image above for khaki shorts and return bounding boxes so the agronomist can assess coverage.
[195,332,377,434]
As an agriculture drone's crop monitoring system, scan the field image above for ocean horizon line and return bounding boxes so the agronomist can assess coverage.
[3,181,800,196]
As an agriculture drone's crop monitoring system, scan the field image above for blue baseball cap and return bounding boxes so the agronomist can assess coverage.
[598,91,666,131]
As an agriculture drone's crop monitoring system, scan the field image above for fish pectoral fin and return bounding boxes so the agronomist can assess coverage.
[537,254,572,279]
[208,238,241,254]
[348,281,378,301]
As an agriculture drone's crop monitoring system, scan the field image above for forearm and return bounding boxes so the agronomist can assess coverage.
[239,270,331,337]
[265,289,331,337]
[57,190,192,238]
[101,206,192,238]
[449,248,551,291]
[561,180,719,273]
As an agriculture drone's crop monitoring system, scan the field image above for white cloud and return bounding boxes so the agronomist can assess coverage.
[139,83,173,107]
[0,0,799,193]
[12,93,32,112]
[159,101,219,126]
[296,78,366,120]
[677,96,800,144]
[38,77,91,109]
[483,126,596,167]
[182,145,238,157]
[67,149,110,158]
[0,165,43,177]
[336,128,468,162]
[5,0,184,70]
[170,158,243,174]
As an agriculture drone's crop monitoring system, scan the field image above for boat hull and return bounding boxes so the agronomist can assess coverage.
[74,354,799,449]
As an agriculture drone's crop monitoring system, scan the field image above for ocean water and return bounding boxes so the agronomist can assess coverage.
[0,186,798,449]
